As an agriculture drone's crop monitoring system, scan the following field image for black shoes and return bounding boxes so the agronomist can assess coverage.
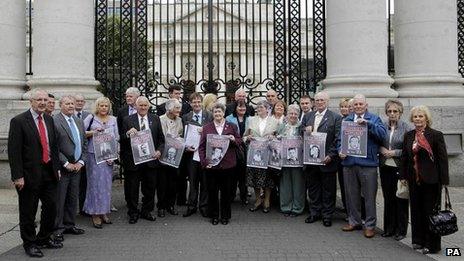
[199,208,208,218]
[322,219,332,227]
[220,219,229,225]
[129,214,139,224]
[412,244,423,250]
[157,209,166,218]
[24,245,44,258]
[53,233,64,242]
[305,215,321,224]
[249,204,262,212]
[394,234,406,241]
[167,207,178,215]
[183,208,197,217]
[63,227,85,235]
[37,239,63,249]
[381,232,394,237]
[140,212,156,221]
[211,218,219,225]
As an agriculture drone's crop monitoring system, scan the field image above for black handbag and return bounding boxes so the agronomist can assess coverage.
[428,186,458,236]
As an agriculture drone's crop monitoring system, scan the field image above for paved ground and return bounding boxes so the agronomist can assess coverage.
[0,182,462,261]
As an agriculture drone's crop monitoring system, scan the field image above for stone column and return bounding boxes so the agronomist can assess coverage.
[26,0,101,99]
[323,0,397,98]
[0,0,26,100]
[394,0,464,97]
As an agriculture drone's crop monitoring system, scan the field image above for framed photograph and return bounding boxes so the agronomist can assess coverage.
[281,137,303,167]
[205,134,230,166]
[340,121,368,158]
[303,132,327,165]
[184,124,202,150]
[246,137,269,169]
[130,129,156,165]
[93,130,118,164]
[160,136,185,168]
[268,138,283,170]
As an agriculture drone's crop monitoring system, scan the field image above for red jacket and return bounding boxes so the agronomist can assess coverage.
[199,121,242,170]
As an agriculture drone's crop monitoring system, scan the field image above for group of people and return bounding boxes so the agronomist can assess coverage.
[8,86,449,258]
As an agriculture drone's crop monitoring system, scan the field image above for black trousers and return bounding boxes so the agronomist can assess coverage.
[187,161,208,210]
[124,165,157,216]
[410,181,442,251]
[230,161,247,202]
[380,165,409,236]
[176,156,189,205]
[18,163,57,248]
[206,168,233,220]
[157,165,177,210]
[78,165,87,212]
[337,163,347,211]
[307,168,337,219]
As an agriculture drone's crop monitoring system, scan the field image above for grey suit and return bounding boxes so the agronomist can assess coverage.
[75,110,90,121]
[301,109,342,219]
[182,110,213,211]
[53,113,87,233]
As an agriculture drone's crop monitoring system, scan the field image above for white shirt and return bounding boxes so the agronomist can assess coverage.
[30,109,50,148]
[61,113,84,167]
[313,108,327,133]
[214,120,225,135]
[355,113,365,121]
[128,105,137,116]
[258,116,268,136]
[193,110,202,125]
[138,114,147,130]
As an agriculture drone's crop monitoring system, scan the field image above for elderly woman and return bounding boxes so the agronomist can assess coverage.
[277,104,305,216]
[158,99,184,217]
[244,100,280,213]
[226,101,250,204]
[199,102,242,225]
[272,100,287,124]
[379,100,412,241]
[83,97,118,228]
[400,105,449,254]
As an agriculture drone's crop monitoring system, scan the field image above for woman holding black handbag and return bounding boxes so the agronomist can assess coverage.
[400,105,449,254]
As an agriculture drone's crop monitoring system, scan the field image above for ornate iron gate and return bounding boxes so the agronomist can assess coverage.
[95,0,326,113]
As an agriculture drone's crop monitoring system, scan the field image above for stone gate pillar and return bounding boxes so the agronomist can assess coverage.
[394,0,464,97]
[26,0,101,99]
[0,0,26,100]
[323,0,397,98]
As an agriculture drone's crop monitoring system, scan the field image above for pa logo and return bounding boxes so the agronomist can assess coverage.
[446,248,461,256]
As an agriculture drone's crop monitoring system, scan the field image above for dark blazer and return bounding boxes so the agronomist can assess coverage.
[225,101,255,117]
[182,110,213,127]
[8,110,60,185]
[120,113,165,171]
[156,101,192,117]
[53,113,87,168]
[400,127,449,185]
[301,109,342,172]
[198,121,242,170]
[117,105,133,136]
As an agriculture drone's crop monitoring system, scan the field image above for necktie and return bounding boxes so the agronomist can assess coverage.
[77,112,82,119]
[313,113,323,133]
[194,114,199,123]
[68,118,82,161]
[37,115,50,163]
[140,117,146,130]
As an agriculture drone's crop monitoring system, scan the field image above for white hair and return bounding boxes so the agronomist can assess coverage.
[29,88,48,100]
[353,94,366,103]
[165,98,182,112]
[135,96,149,104]
[315,91,330,101]
[287,104,301,115]
[126,87,141,96]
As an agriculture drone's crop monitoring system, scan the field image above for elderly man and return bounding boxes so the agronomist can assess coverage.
[74,94,90,120]
[8,89,63,257]
[302,91,341,227]
[53,96,87,241]
[339,94,386,238]
[121,96,165,224]
[182,92,213,217]
[117,87,140,136]
[299,95,312,122]
[225,88,255,117]
[156,84,192,116]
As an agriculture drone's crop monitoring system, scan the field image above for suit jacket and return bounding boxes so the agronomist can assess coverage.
[75,110,90,121]
[301,109,342,172]
[53,113,87,170]
[120,113,165,171]
[182,110,213,128]
[8,110,60,185]
[198,121,242,170]
[225,101,255,117]
[156,101,192,117]
[117,105,132,136]
[243,115,279,141]
[400,127,449,185]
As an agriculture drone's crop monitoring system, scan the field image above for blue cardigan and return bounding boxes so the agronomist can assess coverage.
[340,111,387,167]
[225,114,249,137]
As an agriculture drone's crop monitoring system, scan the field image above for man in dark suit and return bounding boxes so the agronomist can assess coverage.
[120,96,165,224]
[74,94,90,120]
[302,91,342,227]
[299,95,312,122]
[182,93,213,217]
[224,88,255,117]
[156,84,192,116]
[8,89,63,258]
[53,96,87,241]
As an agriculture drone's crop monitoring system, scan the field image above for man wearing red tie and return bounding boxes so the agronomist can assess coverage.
[8,89,62,258]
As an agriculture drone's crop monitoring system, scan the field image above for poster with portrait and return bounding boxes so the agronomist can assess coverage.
[282,137,303,167]
[130,129,156,165]
[246,137,270,169]
[93,130,118,164]
[160,136,185,168]
[268,138,283,170]
[184,124,202,150]
[205,134,230,167]
[303,132,327,165]
[340,121,368,158]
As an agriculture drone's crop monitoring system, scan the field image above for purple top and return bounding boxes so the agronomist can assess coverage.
[84,115,119,154]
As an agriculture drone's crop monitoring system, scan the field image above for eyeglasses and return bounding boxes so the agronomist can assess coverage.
[387,110,399,113]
